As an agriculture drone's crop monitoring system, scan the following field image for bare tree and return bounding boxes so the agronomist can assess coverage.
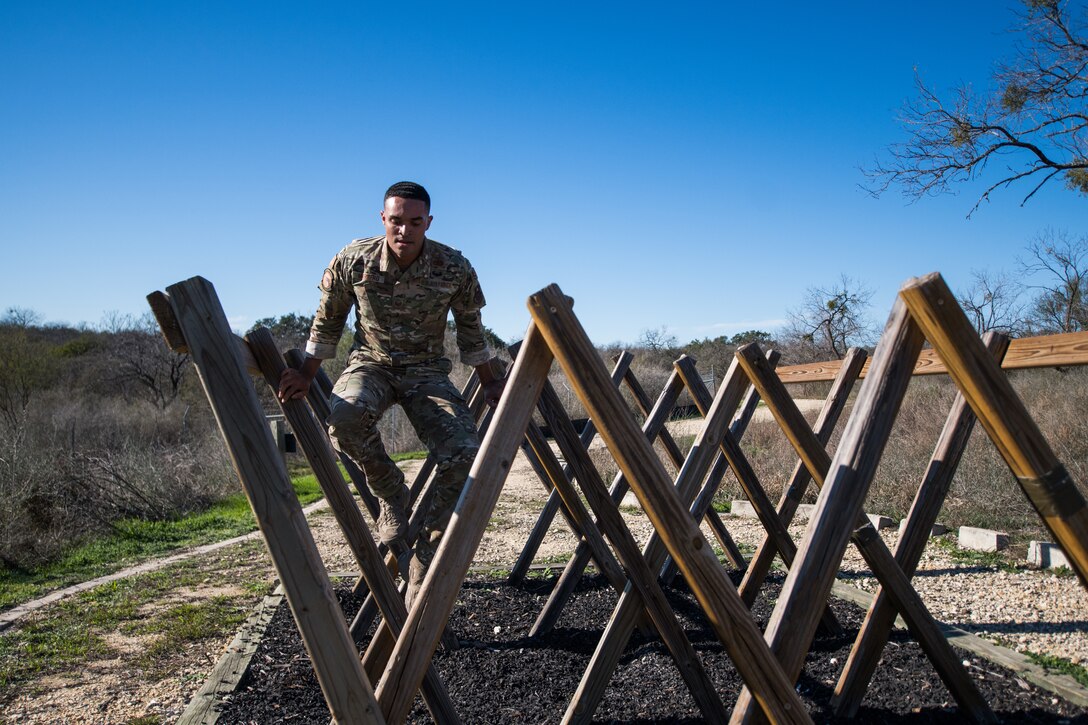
[2,307,43,328]
[637,326,678,352]
[867,0,1088,216]
[1020,228,1088,331]
[104,312,190,408]
[958,269,1029,335]
[784,275,876,360]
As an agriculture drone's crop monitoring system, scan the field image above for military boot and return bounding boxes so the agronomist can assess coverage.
[376,484,409,546]
[406,531,439,608]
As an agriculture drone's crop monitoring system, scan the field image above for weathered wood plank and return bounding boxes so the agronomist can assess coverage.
[900,272,1088,589]
[827,580,1088,708]
[737,347,866,606]
[534,365,730,722]
[523,417,627,592]
[731,303,994,724]
[528,285,811,725]
[775,329,1088,383]
[507,352,631,585]
[158,277,382,725]
[176,588,284,725]
[246,329,459,723]
[284,348,380,521]
[376,323,552,725]
[831,332,1010,717]
[564,357,755,724]
[674,356,841,635]
[531,369,688,638]
[660,350,778,583]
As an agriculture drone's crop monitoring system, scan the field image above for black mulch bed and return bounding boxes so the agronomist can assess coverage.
[217,572,1088,723]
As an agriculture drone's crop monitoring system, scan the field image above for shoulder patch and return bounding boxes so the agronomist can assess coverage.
[320,268,334,292]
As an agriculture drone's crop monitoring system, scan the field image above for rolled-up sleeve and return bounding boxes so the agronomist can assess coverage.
[305,256,352,359]
[450,265,493,367]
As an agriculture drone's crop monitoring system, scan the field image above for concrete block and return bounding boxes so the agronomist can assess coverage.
[866,513,896,530]
[731,500,757,517]
[1028,541,1072,570]
[958,526,1009,552]
[621,491,641,509]
[897,520,949,538]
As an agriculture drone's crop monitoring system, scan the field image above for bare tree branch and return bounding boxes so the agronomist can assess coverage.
[867,0,1088,215]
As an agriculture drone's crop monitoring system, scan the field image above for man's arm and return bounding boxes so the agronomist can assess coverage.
[277,253,353,402]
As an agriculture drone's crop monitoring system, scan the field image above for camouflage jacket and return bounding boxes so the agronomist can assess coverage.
[305,236,493,367]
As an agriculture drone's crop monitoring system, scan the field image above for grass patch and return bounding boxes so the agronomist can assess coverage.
[0,475,321,611]
[932,536,1021,572]
[0,612,110,691]
[392,450,428,462]
[1025,651,1088,688]
[0,553,267,702]
[130,596,250,673]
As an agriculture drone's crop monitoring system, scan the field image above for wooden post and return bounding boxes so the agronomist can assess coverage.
[675,356,843,636]
[528,285,811,725]
[152,278,383,725]
[737,347,866,606]
[507,351,633,584]
[375,323,553,725]
[564,356,762,724]
[522,417,628,592]
[533,365,730,722]
[900,272,1088,588]
[831,331,1010,717]
[247,328,459,723]
[730,301,994,724]
[659,350,778,582]
[530,367,688,637]
[284,348,380,520]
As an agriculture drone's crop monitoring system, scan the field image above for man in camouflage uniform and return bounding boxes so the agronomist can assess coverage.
[278,181,504,602]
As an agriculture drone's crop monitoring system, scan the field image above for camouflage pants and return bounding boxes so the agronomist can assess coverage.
[326,355,479,563]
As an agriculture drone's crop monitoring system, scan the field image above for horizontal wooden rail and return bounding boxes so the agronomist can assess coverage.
[775,330,1088,384]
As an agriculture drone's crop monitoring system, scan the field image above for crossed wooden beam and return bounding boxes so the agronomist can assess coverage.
[148,271,1088,724]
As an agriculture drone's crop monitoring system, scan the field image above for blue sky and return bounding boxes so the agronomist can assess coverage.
[2,1,1085,346]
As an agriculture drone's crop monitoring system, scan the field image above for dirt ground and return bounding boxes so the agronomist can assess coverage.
[3,411,1088,723]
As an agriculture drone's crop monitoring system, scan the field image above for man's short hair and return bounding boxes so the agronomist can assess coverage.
[384,181,431,211]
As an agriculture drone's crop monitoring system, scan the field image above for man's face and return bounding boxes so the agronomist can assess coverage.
[380,196,432,267]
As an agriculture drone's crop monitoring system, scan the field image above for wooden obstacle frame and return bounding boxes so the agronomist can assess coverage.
[148,271,1088,724]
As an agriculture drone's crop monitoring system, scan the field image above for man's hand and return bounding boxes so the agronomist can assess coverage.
[278,356,323,403]
[474,358,507,408]
[481,378,505,408]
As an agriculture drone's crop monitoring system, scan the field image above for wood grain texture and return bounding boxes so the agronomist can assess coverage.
[246,329,458,723]
[565,359,759,724]
[534,369,688,642]
[160,278,382,725]
[731,300,993,724]
[528,285,811,725]
[738,347,866,607]
[832,332,1009,718]
[376,323,552,725]
[283,349,380,521]
[534,370,729,721]
[507,353,631,586]
[774,329,1088,383]
[900,272,1088,588]
[678,355,842,636]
